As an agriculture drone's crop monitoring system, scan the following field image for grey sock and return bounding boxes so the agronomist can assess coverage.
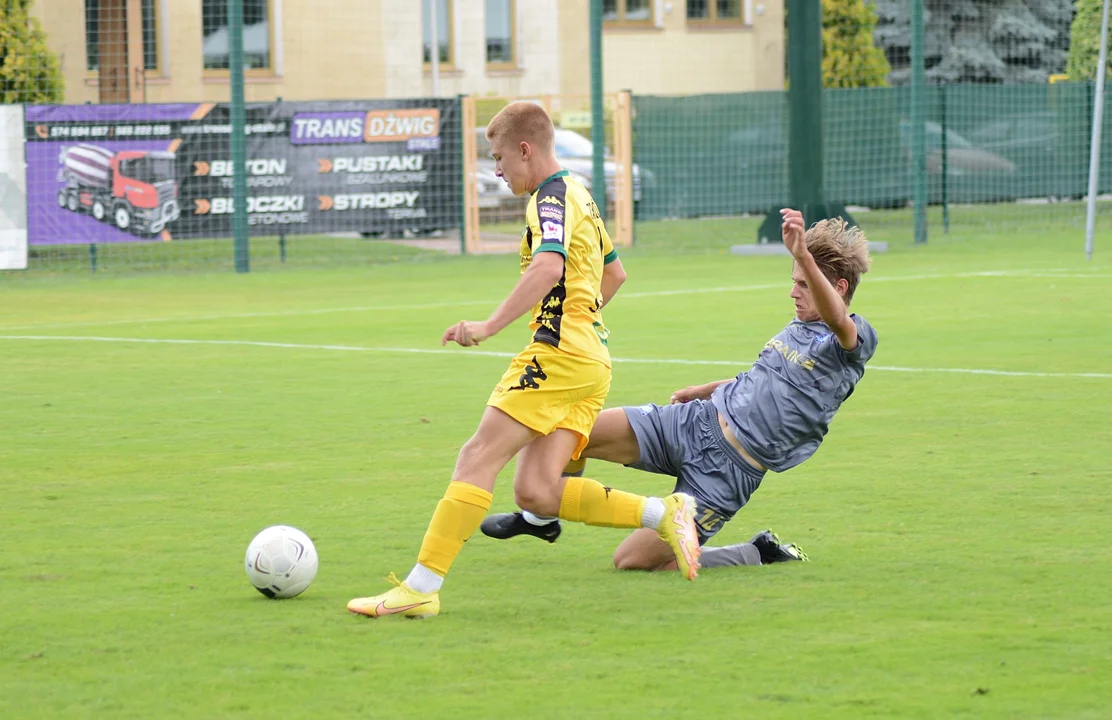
[700,542,763,568]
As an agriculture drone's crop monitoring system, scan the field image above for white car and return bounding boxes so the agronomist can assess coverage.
[475,126,650,207]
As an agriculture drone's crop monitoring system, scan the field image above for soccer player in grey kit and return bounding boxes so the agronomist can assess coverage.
[483,208,878,573]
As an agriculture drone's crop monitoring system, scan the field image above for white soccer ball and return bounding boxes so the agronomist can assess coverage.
[244,525,318,599]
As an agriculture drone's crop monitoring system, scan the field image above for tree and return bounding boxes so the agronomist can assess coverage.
[874,0,1075,85]
[1066,0,1112,81]
[822,0,891,87]
[0,0,64,103]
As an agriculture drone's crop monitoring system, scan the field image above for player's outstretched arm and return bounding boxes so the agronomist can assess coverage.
[600,257,627,308]
[442,251,565,347]
[671,379,732,404]
[780,208,858,350]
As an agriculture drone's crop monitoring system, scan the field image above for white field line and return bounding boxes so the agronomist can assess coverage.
[1,334,1109,380]
[0,268,1106,333]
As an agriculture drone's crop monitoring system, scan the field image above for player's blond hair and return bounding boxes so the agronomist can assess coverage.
[486,101,555,154]
[805,218,872,305]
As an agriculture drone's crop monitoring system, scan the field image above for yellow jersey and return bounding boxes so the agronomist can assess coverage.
[519,170,617,366]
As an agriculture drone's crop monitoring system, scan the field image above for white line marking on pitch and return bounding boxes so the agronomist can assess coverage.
[0,268,1105,332]
[1,334,1109,380]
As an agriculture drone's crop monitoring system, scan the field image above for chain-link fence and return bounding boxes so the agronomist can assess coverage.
[2,0,1110,273]
[632,82,1112,245]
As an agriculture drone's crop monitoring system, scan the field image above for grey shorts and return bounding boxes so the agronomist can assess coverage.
[623,399,765,544]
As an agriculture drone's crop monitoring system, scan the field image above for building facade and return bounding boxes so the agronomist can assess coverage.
[34,0,784,104]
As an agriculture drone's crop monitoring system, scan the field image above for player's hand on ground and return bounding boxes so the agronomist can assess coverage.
[442,320,491,347]
[780,208,808,260]
[670,385,703,404]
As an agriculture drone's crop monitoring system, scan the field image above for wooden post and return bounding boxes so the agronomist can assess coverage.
[98,0,128,103]
[125,0,144,102]
[460,95,482,254]
[612,91,634,248]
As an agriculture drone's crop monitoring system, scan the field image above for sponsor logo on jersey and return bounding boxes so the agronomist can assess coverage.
[541,221,563,241]
[765,338,816,370]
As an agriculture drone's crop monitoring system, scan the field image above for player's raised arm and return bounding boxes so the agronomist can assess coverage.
[780,208,859,351]
[671,379,733,404]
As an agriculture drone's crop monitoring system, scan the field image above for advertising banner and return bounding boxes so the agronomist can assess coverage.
[0,105,27,269]
[24,99,461,245]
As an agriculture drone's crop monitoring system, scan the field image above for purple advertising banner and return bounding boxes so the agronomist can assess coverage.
[27,139,181,244]
[25,99,461,245]
[25,104,203,124]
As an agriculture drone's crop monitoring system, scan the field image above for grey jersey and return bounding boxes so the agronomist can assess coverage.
[711,315,878,472]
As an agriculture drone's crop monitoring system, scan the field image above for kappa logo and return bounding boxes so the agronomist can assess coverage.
[538,196,564,207]
[507,356,547,391]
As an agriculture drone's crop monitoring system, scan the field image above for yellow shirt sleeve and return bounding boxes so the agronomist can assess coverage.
[530,179,571,257]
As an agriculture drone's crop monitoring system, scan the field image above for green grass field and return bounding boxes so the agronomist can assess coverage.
[2,211,1111,718]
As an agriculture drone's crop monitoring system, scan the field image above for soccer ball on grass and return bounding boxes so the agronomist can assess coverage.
[244,525,318,599]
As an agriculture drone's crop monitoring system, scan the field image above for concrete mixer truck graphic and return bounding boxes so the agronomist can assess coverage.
[56,144,182,235]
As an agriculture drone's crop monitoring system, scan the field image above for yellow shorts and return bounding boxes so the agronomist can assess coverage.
[487,342,611,459]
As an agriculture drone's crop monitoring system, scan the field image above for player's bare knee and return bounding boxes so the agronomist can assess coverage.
[612,541,649,570]
[513,481,560,517]
[613,548,650,571]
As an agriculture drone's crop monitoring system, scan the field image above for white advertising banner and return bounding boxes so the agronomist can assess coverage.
[0,105,27,270]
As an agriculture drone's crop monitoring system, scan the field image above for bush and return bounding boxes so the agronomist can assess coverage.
[823,0,891,88]
[1066,0,1112,81]
[0,0,64,103]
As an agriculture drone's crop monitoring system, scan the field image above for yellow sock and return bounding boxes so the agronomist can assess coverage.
[416,481,493,577]
[558,476,645,529]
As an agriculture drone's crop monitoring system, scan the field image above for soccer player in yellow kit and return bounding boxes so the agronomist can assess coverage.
[347,102,701,619]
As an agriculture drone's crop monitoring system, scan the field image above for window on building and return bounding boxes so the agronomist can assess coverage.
[687,0,744,24]
[603,0,653,24]
[486,0,514,67]
[202,0,271,70]
[423,0,453,66]
[85,0,158,72]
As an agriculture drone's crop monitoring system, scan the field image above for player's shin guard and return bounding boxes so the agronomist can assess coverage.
[416,481,493,577]
[557,476,645,529]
